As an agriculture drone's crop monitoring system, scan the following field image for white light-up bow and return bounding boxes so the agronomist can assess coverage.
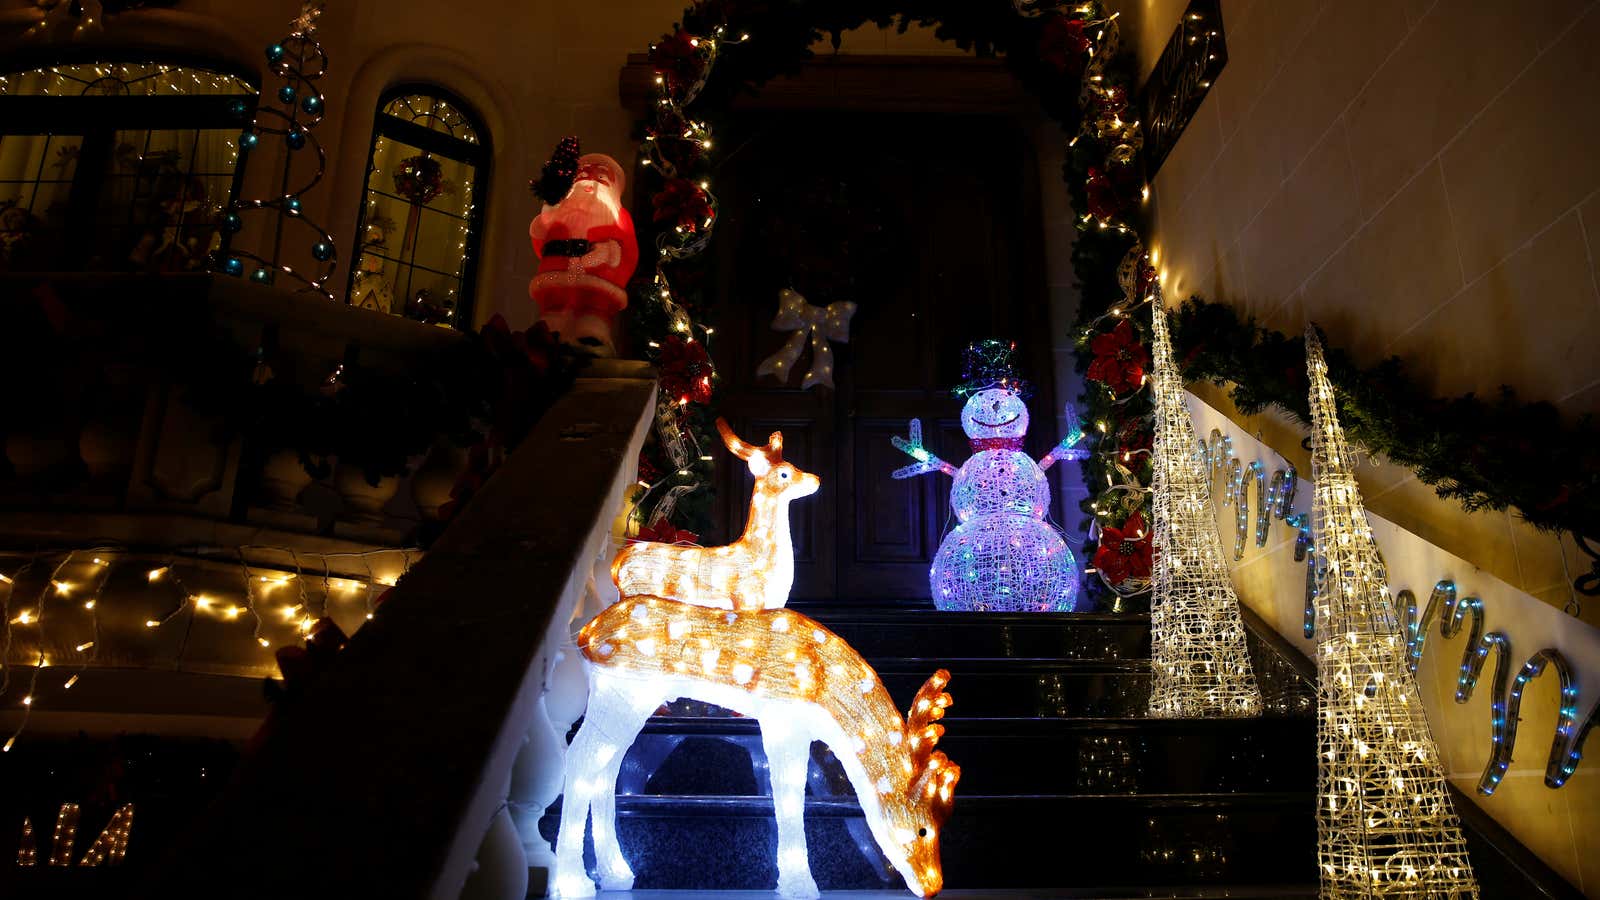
[755,288,856,390]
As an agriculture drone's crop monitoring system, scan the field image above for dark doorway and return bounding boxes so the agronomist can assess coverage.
[706,109,1058,600]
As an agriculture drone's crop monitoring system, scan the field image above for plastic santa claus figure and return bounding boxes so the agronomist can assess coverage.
[529,153,639,356]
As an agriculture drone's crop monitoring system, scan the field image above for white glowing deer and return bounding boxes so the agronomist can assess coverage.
[613,419,819,610]
[552,595,960,899]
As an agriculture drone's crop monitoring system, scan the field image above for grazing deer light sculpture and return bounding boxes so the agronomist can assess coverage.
[613,419,819,610]
[552,595,959,899]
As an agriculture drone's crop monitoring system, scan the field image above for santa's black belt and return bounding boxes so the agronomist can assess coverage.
[542,238,592,257]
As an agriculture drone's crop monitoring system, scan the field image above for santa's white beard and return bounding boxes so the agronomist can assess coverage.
[544,181,621,233]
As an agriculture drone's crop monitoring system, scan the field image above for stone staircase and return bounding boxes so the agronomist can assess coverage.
[542,600,1322,897]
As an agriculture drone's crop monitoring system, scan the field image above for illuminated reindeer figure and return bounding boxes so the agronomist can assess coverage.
[552,595,960,899]
[613,419,819,610]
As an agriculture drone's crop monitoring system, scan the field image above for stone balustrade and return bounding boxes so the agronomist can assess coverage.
[0,272,466,550]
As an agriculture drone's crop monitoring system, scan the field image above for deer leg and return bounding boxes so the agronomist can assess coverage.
[760,716,820,900]
[590,685,660,891]
[551,703,602,900]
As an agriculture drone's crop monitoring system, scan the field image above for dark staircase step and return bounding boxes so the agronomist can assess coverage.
[785,606,1151,662]
[624,716,1316,798]
[876,658,1152,718]
[540,793,1316,891]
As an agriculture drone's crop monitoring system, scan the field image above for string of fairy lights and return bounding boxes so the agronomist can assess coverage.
[0,544,415,753]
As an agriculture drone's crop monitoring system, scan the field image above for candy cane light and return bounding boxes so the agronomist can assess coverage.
[552,596,959,899]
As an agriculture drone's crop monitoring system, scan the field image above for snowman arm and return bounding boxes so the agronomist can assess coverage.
[891,419,959,479]
[1039,416,1089,471]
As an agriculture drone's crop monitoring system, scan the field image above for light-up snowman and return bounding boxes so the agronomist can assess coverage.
[891,341,1086,612]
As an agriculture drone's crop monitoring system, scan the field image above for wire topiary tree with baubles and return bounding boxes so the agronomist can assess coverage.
[216,0,338,299]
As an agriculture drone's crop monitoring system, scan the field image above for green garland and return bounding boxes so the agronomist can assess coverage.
[1173,298,1599,538]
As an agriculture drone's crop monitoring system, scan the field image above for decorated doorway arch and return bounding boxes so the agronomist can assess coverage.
[620,1,1150,609]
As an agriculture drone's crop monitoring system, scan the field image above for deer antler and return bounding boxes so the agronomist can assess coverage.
[905,670,952,774]
[905,669,959,825]
[716,418,783,464]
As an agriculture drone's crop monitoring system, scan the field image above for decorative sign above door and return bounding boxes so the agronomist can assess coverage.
[1139,0,1227,178]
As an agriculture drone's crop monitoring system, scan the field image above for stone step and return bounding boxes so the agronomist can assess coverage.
[623,716,1317,798]
[540,792,1316,891]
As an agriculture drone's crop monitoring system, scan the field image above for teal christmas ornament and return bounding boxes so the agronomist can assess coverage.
[227,98,248,119]
[266,43,285,63]
[312,241,333,261]
[223,212,242,233]
[223,257,244,277]
[239,131,259,150]
[285,197,302,215]
[301,94,322,115]
[250,267,274,284]
[278,85,297,104]
[286,129,306,150]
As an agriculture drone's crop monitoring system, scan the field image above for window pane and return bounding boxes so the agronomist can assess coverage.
[379,94,479,144]
[352,132,478,327]
[0,133,80,270]
[85,128,239,272]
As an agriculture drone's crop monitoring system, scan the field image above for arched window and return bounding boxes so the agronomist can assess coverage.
[0,59,256,272]
[348,87,487,329]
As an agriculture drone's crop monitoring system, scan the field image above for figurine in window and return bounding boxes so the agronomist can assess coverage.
[528,153,639,356]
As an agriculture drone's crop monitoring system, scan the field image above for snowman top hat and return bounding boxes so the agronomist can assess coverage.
[953,338,1033,399]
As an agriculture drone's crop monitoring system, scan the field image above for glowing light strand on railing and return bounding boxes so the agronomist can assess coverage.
[0,544,414,752]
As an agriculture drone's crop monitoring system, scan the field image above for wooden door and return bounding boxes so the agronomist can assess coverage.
[707,110,1056,600]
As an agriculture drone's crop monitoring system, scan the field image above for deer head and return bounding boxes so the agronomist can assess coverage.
[878,669,960,897]
[717,418,819,501]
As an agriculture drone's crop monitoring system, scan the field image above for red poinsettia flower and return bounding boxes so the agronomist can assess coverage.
[652,178,713,232]
[1117,418,1153,454]
[658,334,713,404]
[1086,166,1120,221]
[1093,511,1153,585]
[637,450,663,486]
[635,520,700,546]
[1086,319,1150,394]
[649,28,705,93]
[1037,14,1090,77]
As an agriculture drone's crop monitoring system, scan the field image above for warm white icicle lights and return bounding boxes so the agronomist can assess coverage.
[1304,326,1477,899]
[1146,301,1261,717]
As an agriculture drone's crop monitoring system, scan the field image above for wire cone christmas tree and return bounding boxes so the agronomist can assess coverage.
[1146,300,1261,717]
[1304,326,1477,899]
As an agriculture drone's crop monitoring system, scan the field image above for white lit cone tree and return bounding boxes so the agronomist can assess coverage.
[1304,326,1477,898]
[1146,301,1262,717]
